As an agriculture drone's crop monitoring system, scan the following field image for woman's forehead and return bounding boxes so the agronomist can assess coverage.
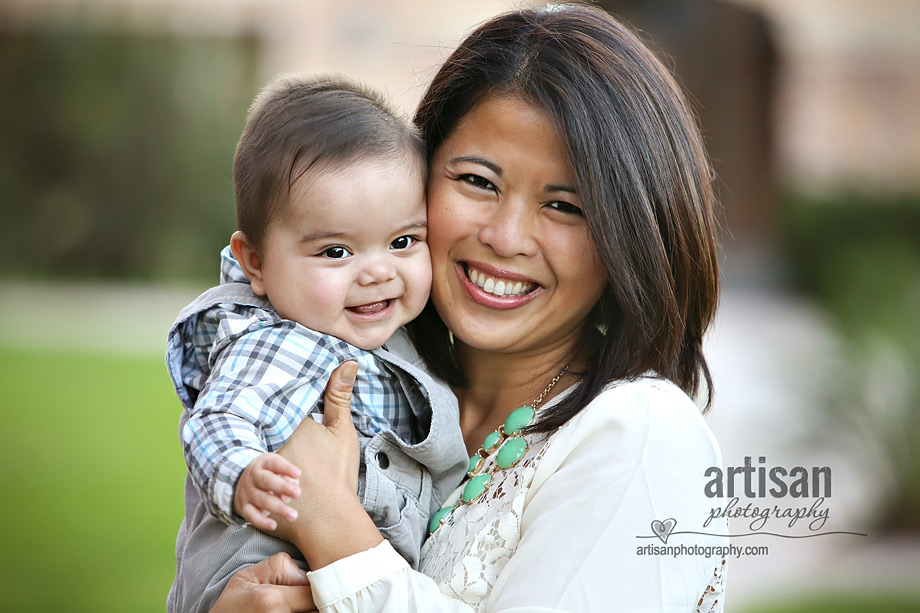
[440,96,571,167]
[455,94,553,135]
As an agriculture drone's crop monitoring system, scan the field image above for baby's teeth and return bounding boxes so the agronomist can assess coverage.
[512,282,522,295]
[494,281,506,296]
[483,278,495,293]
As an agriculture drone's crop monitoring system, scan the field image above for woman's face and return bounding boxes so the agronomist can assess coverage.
[427,95,606,358]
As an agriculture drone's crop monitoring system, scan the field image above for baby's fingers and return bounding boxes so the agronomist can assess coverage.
[261,452,302,480]
[241,503,280,532]
[254,465,302,501]
[249,487,299,524]
[240,486,299,531]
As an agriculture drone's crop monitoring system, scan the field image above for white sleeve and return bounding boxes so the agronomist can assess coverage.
[307,540,474,612]
[308,380,725,612]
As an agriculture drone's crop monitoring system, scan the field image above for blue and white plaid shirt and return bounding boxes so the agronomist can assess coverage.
[166,247,422,525]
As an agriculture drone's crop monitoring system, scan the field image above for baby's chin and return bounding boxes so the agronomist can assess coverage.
[338,330,396,351]
[331,319,413,352]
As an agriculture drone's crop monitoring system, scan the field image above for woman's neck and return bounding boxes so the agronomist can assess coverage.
[454,341,578,454]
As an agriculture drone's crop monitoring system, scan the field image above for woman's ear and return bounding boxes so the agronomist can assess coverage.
[230,231,268,296]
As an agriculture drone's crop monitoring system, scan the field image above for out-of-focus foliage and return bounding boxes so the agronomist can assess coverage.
[782,194,920,532]
[0,347,185,612]
[783,194,920,341]
[0,30,257,281]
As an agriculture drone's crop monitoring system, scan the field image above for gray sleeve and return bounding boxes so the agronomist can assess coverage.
[167,486,305,613]
[168,415,306,613]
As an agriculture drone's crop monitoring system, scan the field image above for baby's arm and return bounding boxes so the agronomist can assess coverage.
[233,451,302,531]
[183,320,333,527]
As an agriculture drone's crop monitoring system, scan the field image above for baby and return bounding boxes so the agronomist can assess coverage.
[164,74,466,607]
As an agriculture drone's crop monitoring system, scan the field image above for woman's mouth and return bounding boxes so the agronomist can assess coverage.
[466,265,536,298]
[459,262,542,309]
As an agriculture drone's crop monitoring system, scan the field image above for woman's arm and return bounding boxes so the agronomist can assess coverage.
[259,361,477,611]
[296,379,724,612]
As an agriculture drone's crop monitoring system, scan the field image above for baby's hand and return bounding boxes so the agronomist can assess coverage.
[233,452,303,532]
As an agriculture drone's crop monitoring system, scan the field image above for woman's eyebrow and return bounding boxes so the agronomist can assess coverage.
[449,156,502,177]
[545,183,578,195]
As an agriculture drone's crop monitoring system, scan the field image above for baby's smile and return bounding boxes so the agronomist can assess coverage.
[346,299,393,318]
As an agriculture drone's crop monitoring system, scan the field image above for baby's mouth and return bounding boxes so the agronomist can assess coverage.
[347,300,391,315]
[464,264,537,298]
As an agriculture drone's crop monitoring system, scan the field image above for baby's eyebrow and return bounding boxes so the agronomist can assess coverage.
[394,218,428,234]
[299,230,346,243]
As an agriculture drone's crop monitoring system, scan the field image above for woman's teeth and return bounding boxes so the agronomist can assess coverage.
[468,267,534,297]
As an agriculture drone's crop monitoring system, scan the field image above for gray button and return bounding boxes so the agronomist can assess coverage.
[375,451,390,469]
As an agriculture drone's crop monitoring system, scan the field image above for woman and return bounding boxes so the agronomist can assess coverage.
[217,4,725,611]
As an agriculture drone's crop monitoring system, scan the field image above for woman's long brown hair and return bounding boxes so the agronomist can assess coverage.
[408,4,720,432]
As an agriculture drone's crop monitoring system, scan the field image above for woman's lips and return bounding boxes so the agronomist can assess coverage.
[457,262,542,310]
[466,265,535,297]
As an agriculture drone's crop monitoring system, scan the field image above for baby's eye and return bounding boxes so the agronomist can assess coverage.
[322,246,352,259]
[547,201,583,216]
[390,235,417,251]
[459,174,496,191]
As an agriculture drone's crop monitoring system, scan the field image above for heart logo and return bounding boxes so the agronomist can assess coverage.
[651,518,677,543]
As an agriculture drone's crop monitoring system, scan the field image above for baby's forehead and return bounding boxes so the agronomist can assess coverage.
[290,150,426,193]
[274,156,427,237]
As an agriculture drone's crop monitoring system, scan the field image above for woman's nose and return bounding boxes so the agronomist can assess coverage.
[477,200,538,258]
[357,254,397,286]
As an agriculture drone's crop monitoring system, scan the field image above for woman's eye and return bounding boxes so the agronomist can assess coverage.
[322,246,352,259]
[390,235,417,251]
[547,201,583,216]
[459,174,496,191]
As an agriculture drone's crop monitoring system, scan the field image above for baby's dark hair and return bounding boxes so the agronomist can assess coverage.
[233,73,425,252]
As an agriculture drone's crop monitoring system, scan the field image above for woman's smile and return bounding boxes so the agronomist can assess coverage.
[458,261,542,309]
[427,95,607,356]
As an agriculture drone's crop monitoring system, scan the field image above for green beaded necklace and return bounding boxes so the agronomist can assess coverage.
[429,364,570,534]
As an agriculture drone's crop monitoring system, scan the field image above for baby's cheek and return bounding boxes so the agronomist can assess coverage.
[297,286,346,328]
[411,256,434,307]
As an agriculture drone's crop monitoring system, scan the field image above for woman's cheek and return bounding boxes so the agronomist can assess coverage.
[426,195,455,254]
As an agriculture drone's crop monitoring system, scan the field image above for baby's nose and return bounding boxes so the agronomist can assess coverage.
[357,255,396,285]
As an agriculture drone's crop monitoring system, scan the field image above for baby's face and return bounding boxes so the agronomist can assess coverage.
[258,157,431,350]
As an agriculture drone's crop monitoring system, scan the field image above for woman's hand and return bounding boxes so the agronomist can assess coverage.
[271,360,385,569]
[279,360,362,499]
[211,552,315,613]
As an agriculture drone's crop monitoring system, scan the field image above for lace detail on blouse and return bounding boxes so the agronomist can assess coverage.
[696,556,728,613]
[419,429,553,611]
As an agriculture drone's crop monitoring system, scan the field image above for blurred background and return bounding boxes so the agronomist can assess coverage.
[1,0,919,611]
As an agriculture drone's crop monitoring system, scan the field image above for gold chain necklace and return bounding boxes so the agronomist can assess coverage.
[429,364,570,534]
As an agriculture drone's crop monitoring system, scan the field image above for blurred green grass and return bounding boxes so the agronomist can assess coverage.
[0,347,185,612]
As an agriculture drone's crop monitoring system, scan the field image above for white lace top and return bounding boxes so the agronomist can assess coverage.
[308,377,727,612]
